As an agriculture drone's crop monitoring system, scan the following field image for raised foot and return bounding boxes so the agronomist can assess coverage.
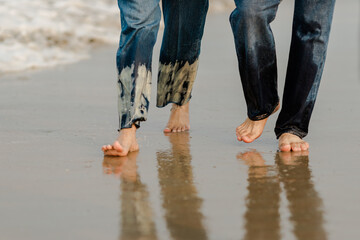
[278,133,309,152]
[236,104,280,143]
[102,125,139,157]
[164,102,190,133]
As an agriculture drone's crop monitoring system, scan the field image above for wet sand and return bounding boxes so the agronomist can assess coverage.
[1,1,359,240]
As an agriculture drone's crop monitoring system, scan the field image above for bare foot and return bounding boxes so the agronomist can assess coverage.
[278,133,309,152]
[236,104,280,143]
[102,124,139,156]
[164,102,190,133]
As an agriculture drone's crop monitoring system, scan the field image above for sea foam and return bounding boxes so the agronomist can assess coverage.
[0,0,233,75]
[0,0,119,74]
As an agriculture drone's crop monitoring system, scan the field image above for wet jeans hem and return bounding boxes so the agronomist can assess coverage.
[156,97,191,108]
[249,101,279,121]
[118,120,142,131]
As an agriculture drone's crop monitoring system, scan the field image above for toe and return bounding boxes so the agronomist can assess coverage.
[242,135,254,143]
[291,143,301,152]
[104,149,127,157]
[243,132,259,143]
[300,142,308,151]
[236,129,241,138]
[279,143,291,152]
[237,130,249,142]
[102,145,111,151]
[164,127,172,133]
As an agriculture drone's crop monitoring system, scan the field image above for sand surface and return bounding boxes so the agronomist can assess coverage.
[1,1,359,240]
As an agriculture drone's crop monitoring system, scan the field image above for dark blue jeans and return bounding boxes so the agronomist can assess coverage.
[230,0,335,138]
[116,0,208,129]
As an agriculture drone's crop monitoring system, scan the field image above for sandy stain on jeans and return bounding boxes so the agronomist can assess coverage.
[157,60,199,107]
[118,64,151,128]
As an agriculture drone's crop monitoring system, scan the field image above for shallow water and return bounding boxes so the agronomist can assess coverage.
[0,1,359,240]
[0,0,119,74]
[103,141,327,240]
[0,0,234,75]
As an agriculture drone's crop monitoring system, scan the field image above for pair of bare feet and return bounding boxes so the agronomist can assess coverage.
[102,102,190,157]
[102,102,309,156]
[236,104,309,152]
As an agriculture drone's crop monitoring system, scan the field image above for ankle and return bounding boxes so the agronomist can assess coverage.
[171,102,189,110]
[119,124,137,135]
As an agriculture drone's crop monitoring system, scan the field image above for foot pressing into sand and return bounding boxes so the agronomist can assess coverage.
[278,133,309,152]
[102,124,139,156]
[164,102,190,133]
[236,104,280,143]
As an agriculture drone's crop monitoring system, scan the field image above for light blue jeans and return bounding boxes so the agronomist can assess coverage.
[116,0,208,129]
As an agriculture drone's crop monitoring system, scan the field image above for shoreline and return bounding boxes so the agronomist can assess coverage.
[0,0,235,77]
[1,3,360,239]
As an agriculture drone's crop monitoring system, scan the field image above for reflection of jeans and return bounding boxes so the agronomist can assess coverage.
[117,0,208,129]
[230,0,335,138]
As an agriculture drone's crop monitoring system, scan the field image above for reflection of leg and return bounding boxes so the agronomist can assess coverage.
[230,0,281,143]
[275,0,335,143]
[121,160,157,240]
[276,152,326,240]
[158,0,209,133]
[102,152,157,240]
[102,155,128,178]
[237,151,281,240]
[102,152,139,180]
[157,132,207,240]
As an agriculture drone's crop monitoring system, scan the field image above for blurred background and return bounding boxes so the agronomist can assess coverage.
[0,0,236,75]
[1,0,358,77]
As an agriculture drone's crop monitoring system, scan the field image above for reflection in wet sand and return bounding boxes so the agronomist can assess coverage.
[276,152,326,240]
[237,150,281,240]
[237,150,326,240]
[157,132,208,240]
[103,153,157,240]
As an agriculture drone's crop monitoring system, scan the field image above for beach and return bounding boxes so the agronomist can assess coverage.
[1,1,360,239]
[0,0,234,75]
